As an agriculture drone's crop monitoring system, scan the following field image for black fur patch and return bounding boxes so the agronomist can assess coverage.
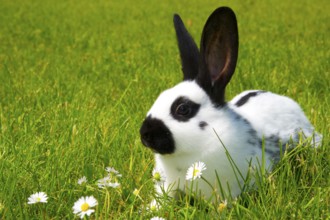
[259,134,291,162]
[199,121,208,130]
[140,116,175,154]
[171,96,201,122]
[247,129,259,146]
[258,139,280,160]
[235,91,266,107]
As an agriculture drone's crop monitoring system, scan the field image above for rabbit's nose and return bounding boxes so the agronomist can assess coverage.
[140,117,158,148]
[141,132,151,143]
[140,129,152,147]
[139,116,175,155]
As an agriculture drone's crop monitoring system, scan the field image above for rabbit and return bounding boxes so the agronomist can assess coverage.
[139,7,322,200]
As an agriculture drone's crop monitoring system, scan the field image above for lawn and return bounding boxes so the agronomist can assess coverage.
[0,0,329,219]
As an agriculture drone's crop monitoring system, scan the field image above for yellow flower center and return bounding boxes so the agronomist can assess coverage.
[154,172,161,181]
[81,202,89,211]
[133,189,139,196]
[150,205,157,212]
[218,203,227,212]
[36,197,41,202]
[193,169,200,177]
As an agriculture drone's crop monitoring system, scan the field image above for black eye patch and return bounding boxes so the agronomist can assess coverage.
[170,96,201,122]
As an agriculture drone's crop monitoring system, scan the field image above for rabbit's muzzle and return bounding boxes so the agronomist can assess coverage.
[140,116,175,154]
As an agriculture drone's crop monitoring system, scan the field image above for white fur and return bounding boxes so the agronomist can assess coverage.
[230,90,322,148]
[147,82,321,201]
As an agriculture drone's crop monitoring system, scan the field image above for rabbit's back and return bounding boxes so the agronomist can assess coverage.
[230,90,322,150]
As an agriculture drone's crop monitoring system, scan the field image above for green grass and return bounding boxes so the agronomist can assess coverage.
[0,0,329,219]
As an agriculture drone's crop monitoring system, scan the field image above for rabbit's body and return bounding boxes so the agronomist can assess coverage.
[149,84,321,199]
[140,7,321,200]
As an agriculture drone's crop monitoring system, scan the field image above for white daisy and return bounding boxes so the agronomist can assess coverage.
[72,196,98,219]
[27,192,48,204]
[97,176,110,188]
[105,167,122,177]
[152,168,166,186]
[186,161,207,181]
[108,182,120,188]
[133,188,140,196]
[78,176,87,185]
[148,199,160,212]
[97,176,120,189]
[150,217,166,220]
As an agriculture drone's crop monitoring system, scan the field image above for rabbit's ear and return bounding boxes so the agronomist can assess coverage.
[197,7,239,105]
[174,14,200,81]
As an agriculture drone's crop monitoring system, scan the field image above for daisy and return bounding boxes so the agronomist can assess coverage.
[133,188,140,196]
[105,167,122,177]
[97,176,120,189]
[217,199,228,212]
[186,161,207,181]
[148,199,160,212]
[97,176,110,188]
[152,168,166,186]
[108,182,120,188]
[27,192,48,204]
[150,217,166,220]
[78,176,87,185]
[72,196,98,219]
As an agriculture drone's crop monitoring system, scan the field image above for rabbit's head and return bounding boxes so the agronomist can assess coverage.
[140,7,239,155]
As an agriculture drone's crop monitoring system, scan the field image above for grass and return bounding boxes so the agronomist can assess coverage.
[0,0,329,219]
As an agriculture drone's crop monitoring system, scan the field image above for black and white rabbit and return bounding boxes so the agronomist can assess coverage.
[140,7,322,200]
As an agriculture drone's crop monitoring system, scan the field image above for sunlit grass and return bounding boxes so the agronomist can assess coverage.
[0,0,329,219]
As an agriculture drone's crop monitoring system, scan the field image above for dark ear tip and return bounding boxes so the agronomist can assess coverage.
[173,14,182,24]
[212,6,237,19]
[214,6,235,13]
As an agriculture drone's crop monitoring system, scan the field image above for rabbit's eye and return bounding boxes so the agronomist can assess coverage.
[176,103,191,116]
[171,96,200,122]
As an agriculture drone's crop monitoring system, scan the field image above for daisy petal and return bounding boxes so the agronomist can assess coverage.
[186,161,207,181]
